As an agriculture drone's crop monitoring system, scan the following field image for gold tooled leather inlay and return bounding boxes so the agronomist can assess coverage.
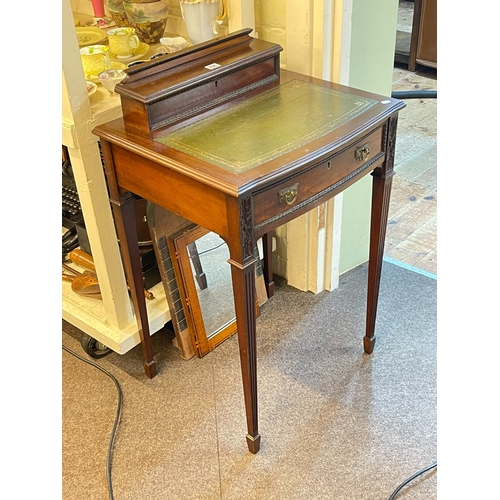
[155,80,377,173]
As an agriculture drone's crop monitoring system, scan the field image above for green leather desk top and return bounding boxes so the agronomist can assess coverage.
[155,79,377,173]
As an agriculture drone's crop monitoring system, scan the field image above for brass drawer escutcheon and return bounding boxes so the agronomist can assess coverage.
[278,183,299,206]
[355,143,370,162]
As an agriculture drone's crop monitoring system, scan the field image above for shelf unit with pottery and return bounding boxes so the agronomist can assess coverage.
[62,0,170,360]
[63,0,242,371]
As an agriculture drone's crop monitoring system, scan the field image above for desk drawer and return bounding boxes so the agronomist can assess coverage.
[252,127,385,226]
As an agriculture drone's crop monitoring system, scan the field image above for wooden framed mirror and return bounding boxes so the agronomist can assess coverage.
[148,201,269,359]
[169,225,238,357]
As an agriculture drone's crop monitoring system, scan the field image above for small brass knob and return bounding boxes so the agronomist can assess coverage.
[355,143,370,162]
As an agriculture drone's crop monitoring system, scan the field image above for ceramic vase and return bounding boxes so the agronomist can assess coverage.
[105,0,132,27]
[91,0,106,17]
[123,0,169,44]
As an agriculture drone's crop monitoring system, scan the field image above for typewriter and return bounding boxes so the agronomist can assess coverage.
[62,158,83,257]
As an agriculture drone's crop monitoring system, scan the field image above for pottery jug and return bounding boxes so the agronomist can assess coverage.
[179,0,227,45]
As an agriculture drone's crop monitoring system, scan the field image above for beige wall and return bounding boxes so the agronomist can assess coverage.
[254,0,287,64]
[339,0,398,273]
[253,0,398,277]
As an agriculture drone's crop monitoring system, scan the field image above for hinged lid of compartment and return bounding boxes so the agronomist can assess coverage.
[115,29,283,136]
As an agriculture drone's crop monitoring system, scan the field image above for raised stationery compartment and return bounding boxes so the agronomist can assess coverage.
[115,28,283,135]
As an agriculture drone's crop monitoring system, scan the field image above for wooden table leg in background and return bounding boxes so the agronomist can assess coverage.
[262,232,275,298]
[101,140,157,378]
[364,115,398,354]
[187,241,208,290]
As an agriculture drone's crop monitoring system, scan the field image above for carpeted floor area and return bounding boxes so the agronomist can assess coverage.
[62,260,437,500]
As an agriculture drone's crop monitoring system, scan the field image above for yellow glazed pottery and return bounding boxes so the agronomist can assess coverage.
[107,27,140,58]
[80,45,111,79]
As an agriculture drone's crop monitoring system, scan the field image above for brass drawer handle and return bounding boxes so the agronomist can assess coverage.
[278,183,298,206]
[355,143,370,162]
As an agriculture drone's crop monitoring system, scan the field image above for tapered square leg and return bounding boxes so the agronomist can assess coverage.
[246,433,261,454]
[101,140,157,378]
[365,115,398,353]
[229,255,261,453]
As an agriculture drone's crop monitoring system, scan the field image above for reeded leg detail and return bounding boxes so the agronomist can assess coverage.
[365,173,393,353]
[365,115,398,353]
[228,256,260,453]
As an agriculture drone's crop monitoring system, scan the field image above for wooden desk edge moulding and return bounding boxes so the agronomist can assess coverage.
[93,29,405,454]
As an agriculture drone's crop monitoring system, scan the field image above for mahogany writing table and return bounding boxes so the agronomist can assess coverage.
[93,31,404,454]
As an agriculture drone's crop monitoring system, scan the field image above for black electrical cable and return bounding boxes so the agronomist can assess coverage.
[62,345,123,500]
[63,341,436,500]
[391,90,437,99]
[195,241,225,257]
[387,461,437,500]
